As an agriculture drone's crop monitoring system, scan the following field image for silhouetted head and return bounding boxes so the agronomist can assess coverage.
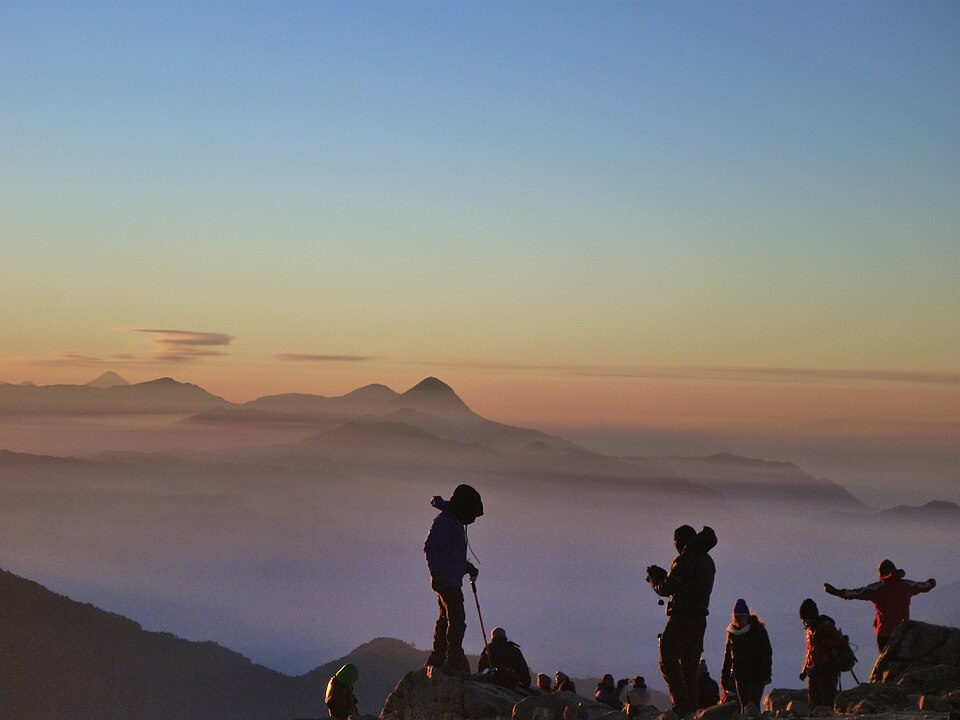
[633,676,645,687]
[878,559,897,577]
[334,662,358,686]
[449,484,484,525]
[536,673,551,690]
[799,598,819,625]
[600,673,615,688]
[491,626,506,642]
[674,524,696,553]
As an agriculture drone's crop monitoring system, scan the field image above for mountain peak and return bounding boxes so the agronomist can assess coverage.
[392,378,478,424]
[87,371,130,388]
[404,377,455,395]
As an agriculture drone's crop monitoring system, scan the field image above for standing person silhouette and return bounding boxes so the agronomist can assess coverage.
[646,525,717,717]
[423,484,483,675]
[799,598,843,709]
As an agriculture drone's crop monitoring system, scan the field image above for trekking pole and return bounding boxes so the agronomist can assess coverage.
[470,577,490,659]
[849,668,860,685]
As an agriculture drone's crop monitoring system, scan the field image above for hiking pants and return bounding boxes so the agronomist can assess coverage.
[807,666,839,708]
[733,676,766,713]
[431,585,466,663]
[659,614,706,716]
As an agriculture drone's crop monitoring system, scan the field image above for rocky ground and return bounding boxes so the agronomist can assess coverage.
[377,621,960,720]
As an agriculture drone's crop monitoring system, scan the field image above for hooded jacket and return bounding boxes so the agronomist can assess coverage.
[478,637,531,688]
[721,615,772,689]
[826,569,936,638]
[423,486,483,588]
[651,526,717,616]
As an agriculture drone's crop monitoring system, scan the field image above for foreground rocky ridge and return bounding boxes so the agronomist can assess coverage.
[379,622,960,720]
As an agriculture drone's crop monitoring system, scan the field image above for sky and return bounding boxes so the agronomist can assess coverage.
[1,2,958,500]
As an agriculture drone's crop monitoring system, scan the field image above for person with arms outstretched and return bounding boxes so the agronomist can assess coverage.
[824,559,936,651]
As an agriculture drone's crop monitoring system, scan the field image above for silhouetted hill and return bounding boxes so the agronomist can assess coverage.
[86,370,130,388]
[304,637,434,713]
[281,421,496,466]
[0,567,320,720]
[0,377,229,416]
[393,377,479,422]
[0,568,445,720]
[879,499,960,520]
[646,453,864,508]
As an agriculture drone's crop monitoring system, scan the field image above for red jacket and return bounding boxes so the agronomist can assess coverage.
[804,616,844,671]
[827,570,936,638]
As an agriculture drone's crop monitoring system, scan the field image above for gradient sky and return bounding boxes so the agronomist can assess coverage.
[2,2,958,490]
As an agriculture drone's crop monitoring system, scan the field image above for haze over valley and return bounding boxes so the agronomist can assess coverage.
[1,373,956,695]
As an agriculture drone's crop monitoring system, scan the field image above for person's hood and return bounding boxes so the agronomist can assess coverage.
[882,568,907,582]
[682,526,717,554]
[448,483,484,524]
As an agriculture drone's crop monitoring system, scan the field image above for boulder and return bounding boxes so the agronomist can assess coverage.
[834,683,907,713]
[512,691,625,720]
[691,702,738,720]
[381,667,524,720]
[897,665,960,695]
[763,689,807,713]
[871,621,960,685]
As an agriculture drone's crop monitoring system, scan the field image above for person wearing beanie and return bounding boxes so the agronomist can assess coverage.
[554,671,577,693]
[325,662,359,720]
[477,626,531,689]
[720,599,772,714]
[423,484,484,675]
[536,673,553,693]
[824,559,936,651]
[646,525,718,716]
[798,598,844,708]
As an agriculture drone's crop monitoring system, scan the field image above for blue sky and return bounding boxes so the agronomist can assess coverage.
[1,2,957,436]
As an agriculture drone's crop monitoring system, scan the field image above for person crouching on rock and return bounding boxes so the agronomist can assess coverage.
[325,662,359,720]
[423,484,483,675]
[720,598,772,715]
[799,598,843,709]
[478,626,531,689]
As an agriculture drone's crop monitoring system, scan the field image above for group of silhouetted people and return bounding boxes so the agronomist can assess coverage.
[323,486,937,720]
[643,523,935,717]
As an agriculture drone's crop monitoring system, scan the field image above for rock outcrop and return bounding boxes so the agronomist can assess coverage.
[383,623,960,720]
[765,621,960,718]
[871,621,960,691]
[380,668,625,720]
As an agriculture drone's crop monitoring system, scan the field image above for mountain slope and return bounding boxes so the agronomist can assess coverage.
[0,567,323,720]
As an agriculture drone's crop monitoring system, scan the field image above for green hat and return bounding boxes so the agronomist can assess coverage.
[335,662,359,686]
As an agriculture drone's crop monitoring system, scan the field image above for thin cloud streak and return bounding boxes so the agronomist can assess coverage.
[130,328,234,362]
[276,353,376,363]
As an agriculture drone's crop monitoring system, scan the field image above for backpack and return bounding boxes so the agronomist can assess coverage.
[834,632,858,672]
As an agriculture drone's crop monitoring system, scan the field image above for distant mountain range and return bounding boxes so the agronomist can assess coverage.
[0,373,868,508]
[0,566,431,720]
[0,376,228,415]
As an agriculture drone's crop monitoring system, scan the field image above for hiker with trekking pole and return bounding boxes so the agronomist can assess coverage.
[423,484,484,675]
